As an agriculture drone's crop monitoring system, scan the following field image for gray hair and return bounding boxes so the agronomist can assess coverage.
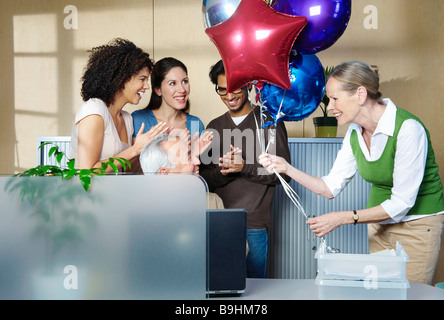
[329,61,382,101]
[139,134,175,173]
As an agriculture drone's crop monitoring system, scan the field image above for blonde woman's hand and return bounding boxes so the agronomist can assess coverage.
[258,153,289,174]
[306,212,344,237]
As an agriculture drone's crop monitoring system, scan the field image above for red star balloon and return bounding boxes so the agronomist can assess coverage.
[205,0,307,92]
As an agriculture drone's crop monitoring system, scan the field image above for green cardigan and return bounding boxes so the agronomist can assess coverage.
[350,107,444,216]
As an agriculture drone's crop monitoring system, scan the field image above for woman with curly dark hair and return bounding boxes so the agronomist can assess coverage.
[70,38,169,171]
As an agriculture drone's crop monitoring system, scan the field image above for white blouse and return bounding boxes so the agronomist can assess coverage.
[69,98,133,166]
[321,98,442,224]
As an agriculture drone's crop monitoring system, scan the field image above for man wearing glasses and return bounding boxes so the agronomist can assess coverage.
[199,60,291,278]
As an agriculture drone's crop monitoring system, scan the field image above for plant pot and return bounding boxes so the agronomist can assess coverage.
[313,117,338,138]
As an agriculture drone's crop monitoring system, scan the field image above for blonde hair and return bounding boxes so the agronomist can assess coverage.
[329,61,382,101]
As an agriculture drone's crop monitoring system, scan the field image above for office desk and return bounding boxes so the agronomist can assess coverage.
[222,279,444,300]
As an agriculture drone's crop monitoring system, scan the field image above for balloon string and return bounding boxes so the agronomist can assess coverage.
[252,86,277,154]
[250,86,266,154]
[254,88,307,221]
[265,125,275,153]
[261,89,285,153]
[275,89,287,120]
[274,168,339,253]
[273,168,308,219]
[253,87,340,253]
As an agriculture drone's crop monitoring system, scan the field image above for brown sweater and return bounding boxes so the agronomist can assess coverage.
[199,106,291,229]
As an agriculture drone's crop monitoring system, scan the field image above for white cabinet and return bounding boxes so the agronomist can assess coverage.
[269,138,370,279]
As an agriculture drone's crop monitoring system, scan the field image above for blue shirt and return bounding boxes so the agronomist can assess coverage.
[131,109,205,138]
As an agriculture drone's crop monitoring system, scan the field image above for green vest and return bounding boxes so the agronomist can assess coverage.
[350,107,444,216]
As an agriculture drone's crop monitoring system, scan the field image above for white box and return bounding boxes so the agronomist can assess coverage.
[316,278,409,300]
[315,240,410,300]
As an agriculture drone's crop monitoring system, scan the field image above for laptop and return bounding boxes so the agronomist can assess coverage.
[206,209,247,297]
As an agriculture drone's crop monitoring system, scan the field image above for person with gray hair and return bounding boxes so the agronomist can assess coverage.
[139,134,176,174]
[140,129,210,174]
[260,60,444,285]
[139,131,224,208]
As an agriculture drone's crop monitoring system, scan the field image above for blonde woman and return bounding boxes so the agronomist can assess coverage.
[260,61,444,285]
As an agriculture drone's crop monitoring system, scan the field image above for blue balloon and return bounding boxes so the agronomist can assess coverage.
[260,53,325,124]
[202,0,241,28]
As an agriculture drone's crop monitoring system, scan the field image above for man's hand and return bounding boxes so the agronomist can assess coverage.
[219,145,244,175]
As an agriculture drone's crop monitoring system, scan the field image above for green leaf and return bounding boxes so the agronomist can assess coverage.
[67,159,76,170]
[40,210,51,222]
[115,157,131,171]
[24,166,44,176]
[318,65,335,117]
[114,158,125,170]
[48,146,59,158]
[38,142,52,149]
[108,162,118,174]
[56,152,64,164]
[79,175,91,191]
[79,169,92,176]
[62,170,77,179]
[90,168,104,176]
[100,162,108,171]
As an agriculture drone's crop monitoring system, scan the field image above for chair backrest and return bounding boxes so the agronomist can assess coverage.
[36,136,71,167]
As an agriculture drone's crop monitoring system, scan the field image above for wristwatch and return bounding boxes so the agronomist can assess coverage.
[353,210,359,225]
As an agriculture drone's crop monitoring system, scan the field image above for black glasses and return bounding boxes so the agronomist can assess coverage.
[215,85,243,96]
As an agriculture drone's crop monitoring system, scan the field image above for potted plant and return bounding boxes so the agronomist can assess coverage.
[313,66,338,137]
[14,142,131,191]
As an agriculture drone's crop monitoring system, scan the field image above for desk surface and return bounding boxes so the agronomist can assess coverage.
[222,279,444,300]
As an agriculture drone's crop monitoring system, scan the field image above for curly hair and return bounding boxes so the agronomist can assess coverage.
[81,38,154,106]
